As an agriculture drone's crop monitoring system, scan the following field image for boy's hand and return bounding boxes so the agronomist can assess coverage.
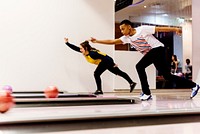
[90,37,97,43]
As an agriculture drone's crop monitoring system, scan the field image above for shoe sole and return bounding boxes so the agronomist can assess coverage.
[93,92,103,95]
[141,95,152,101]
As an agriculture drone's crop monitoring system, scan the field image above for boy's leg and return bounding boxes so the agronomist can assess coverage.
[153,47,199,98]
[136,49,157,95]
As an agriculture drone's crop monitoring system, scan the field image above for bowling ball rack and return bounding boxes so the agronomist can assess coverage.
[12,93,97,98]
[14,95,135,107]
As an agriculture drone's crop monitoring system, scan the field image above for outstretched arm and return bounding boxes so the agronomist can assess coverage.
[155,27,182,35]
[64,38,81,53]
[90,37,123,45]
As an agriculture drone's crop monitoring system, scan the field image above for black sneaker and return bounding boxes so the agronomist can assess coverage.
[93,90,103,95]
[130,82,137,92]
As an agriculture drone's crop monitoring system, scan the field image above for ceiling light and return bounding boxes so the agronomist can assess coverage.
[177,17,185,23]
[162,14,168,17]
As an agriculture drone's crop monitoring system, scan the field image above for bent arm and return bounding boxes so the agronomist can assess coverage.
[90,37,123,45]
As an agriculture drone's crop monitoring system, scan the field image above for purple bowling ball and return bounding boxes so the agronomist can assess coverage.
[2,85,13,93]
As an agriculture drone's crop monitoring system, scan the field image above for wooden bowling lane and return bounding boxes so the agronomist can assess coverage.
[1,89,200,134]
[1,114,200,134]
[1,89,200,125]
[1,99,138,125]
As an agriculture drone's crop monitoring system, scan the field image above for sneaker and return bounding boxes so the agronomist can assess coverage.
[190,84,200,99]
[93,90,103,95]
[140,92,144,97]
[140,94,152,101]
[130,82,137,92]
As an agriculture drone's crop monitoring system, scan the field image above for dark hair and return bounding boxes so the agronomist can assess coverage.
[172,55,177,61]
[186,59,190,64]
[80,41,97,51]
[120,19,133,27]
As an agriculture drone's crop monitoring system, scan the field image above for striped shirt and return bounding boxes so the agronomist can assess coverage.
[129,37,152,55]
[120,25,164,55]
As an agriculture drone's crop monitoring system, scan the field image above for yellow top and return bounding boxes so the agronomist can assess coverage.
[84,50,106,65]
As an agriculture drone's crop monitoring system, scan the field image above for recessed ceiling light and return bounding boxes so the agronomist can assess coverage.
[162,14,168,17]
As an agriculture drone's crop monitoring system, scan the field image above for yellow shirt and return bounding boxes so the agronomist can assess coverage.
[84,50,106,65]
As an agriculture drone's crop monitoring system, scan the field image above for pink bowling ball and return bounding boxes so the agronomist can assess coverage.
[2,85,13,93]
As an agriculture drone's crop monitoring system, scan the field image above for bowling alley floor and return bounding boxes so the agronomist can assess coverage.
[1,88,200,134]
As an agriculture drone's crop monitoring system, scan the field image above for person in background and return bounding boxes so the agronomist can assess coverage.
[171,55,179,74]
[64,37,136,95]
[185,59,192,80]
[90,19,199,100]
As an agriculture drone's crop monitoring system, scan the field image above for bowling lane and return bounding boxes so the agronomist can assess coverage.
[1,101,139,124]
[1,94,200,125]
[1,89,200,134]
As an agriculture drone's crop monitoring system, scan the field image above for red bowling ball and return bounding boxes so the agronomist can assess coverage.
[0,90,14,113]
[44,86,59,98]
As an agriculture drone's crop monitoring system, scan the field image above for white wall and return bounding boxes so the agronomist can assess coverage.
[114,51,156,90]
[181,22,192,73]
[192,0,200,83]
[0,0,114,92]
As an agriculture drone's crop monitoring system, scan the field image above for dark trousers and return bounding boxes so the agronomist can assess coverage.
[94,58,133,91]
[136,47,196,95]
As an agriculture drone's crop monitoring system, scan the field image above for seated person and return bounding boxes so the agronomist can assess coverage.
[185,59,192,79]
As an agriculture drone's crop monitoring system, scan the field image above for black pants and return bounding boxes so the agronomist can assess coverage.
[94,57,133,91]
[136,47,196,95]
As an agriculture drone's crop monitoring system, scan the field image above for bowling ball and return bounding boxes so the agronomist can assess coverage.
[0,90,14,113]
[44,86,59,98]
[2,85,13,93]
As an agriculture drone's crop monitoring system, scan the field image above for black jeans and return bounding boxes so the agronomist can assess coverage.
[136,47,196,95]
[94,56,133,91]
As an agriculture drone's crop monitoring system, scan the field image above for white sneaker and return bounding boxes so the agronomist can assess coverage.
[190,84,200,98]
[140,94,152,101]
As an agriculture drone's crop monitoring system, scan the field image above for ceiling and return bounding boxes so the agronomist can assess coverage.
[115,0,192,25]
